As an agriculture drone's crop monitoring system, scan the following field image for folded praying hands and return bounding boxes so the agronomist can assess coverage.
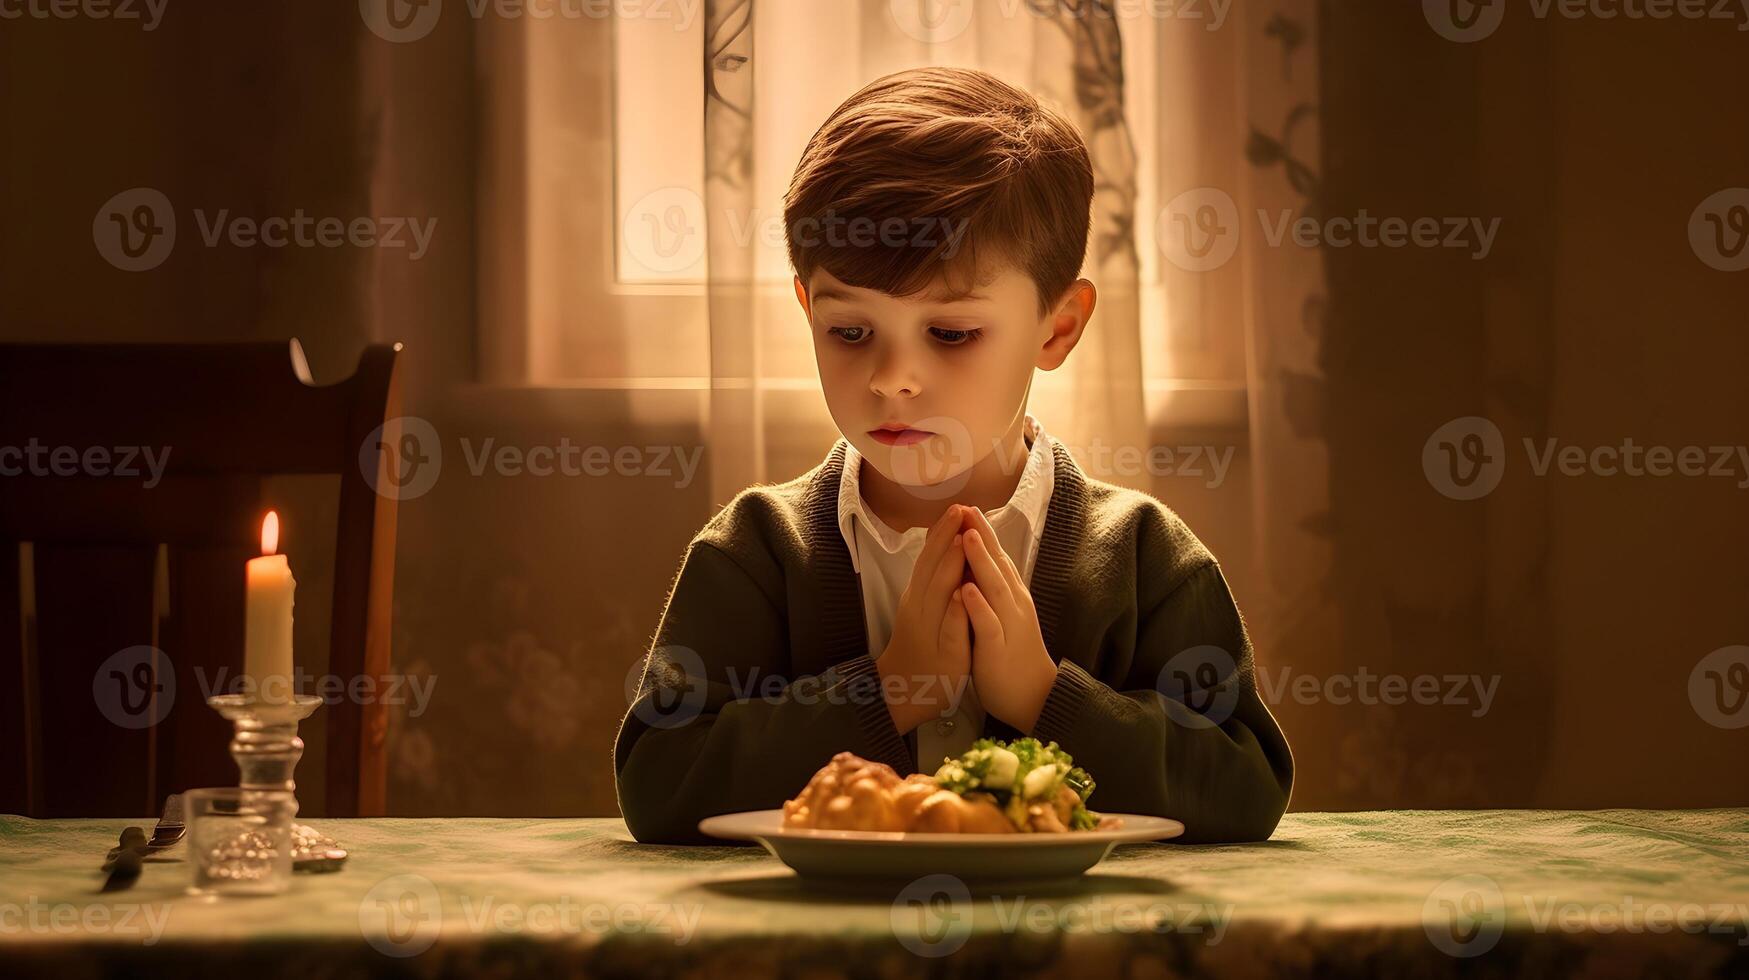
[876,503,1059,736]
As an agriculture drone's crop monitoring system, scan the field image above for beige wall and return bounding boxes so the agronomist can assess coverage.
[1306,3,1749,809]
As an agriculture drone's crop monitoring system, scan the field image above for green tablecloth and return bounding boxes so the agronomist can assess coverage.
[2,810,1747,977]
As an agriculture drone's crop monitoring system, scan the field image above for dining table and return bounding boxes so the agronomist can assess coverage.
[2,808,1746,977]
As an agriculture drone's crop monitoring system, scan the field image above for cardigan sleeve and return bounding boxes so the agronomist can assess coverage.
[613,540,912,845]
[1029,559,1294,843]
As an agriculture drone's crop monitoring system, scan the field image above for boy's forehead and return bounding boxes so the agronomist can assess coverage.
[806,260,1018,304]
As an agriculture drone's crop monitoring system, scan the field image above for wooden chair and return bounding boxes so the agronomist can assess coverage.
[0,340,401,817]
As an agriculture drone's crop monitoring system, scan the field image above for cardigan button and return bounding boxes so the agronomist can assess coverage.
[934,718,956,736]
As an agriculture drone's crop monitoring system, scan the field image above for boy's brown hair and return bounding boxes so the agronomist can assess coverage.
[783,66,1094,316]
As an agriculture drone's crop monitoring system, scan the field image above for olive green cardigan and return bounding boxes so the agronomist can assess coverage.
[614,439,1293,844]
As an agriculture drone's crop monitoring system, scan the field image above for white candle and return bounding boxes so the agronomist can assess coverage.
[244,510,296,703]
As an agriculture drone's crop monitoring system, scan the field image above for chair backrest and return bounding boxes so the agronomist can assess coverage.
[0,340,400,817]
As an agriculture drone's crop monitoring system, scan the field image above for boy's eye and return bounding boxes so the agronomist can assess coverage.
[930,326,982,346]
[826,325,982,346]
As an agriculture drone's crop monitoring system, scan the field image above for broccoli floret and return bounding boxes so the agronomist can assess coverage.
[931,737,1104,831]
[933,739,1014,796]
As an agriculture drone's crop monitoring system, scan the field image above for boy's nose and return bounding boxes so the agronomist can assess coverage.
[869,356,921,399]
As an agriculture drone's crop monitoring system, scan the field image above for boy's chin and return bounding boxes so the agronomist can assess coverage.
[857,448,976,500]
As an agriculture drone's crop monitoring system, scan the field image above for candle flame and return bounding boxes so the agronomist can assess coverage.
[261,511,280,556]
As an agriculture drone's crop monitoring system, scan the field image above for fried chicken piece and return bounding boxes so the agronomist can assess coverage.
[889,774,941,827]
[782,751,906,831]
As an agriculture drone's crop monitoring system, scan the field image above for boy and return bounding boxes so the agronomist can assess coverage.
[615,67,1292,844]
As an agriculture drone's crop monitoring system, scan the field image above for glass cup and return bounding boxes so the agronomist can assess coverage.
[185,787,297,896]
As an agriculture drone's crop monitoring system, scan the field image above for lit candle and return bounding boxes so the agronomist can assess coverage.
[244,511,296,703]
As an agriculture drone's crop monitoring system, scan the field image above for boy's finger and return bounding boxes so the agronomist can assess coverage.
[908,504,963,594]
[939,588,970,658]
[921,534,966,627]
[962,528,1014,612]
[965,506,1025,597]
[961,584,1004,644]
[898,504,957,606]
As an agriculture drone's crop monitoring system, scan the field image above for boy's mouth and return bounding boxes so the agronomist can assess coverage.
[869,424,933,447]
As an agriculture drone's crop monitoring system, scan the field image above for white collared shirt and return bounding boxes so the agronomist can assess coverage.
[836,414,1057,772]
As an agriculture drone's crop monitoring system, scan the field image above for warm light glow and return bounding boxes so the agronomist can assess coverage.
[260,511,279,556]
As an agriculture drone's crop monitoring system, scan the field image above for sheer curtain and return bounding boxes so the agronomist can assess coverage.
[700,0,1149,504]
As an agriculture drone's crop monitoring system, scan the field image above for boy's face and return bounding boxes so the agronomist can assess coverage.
[796,259,1091,489]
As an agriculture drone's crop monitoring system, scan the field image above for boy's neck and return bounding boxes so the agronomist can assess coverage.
[858,415,1034,532]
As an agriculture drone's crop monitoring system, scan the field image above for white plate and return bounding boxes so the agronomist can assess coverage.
[699,809,1184,883]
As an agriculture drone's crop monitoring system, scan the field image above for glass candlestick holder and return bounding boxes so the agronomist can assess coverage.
[207,693,348,870]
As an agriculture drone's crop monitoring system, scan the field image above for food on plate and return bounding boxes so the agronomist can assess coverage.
[782,738,1121,833]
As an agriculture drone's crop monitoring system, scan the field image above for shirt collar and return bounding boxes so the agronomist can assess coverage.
[836,414,1057,573]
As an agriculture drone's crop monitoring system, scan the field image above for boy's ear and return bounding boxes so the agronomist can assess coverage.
[793,275,811,319]
[1036,278,1096,372]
